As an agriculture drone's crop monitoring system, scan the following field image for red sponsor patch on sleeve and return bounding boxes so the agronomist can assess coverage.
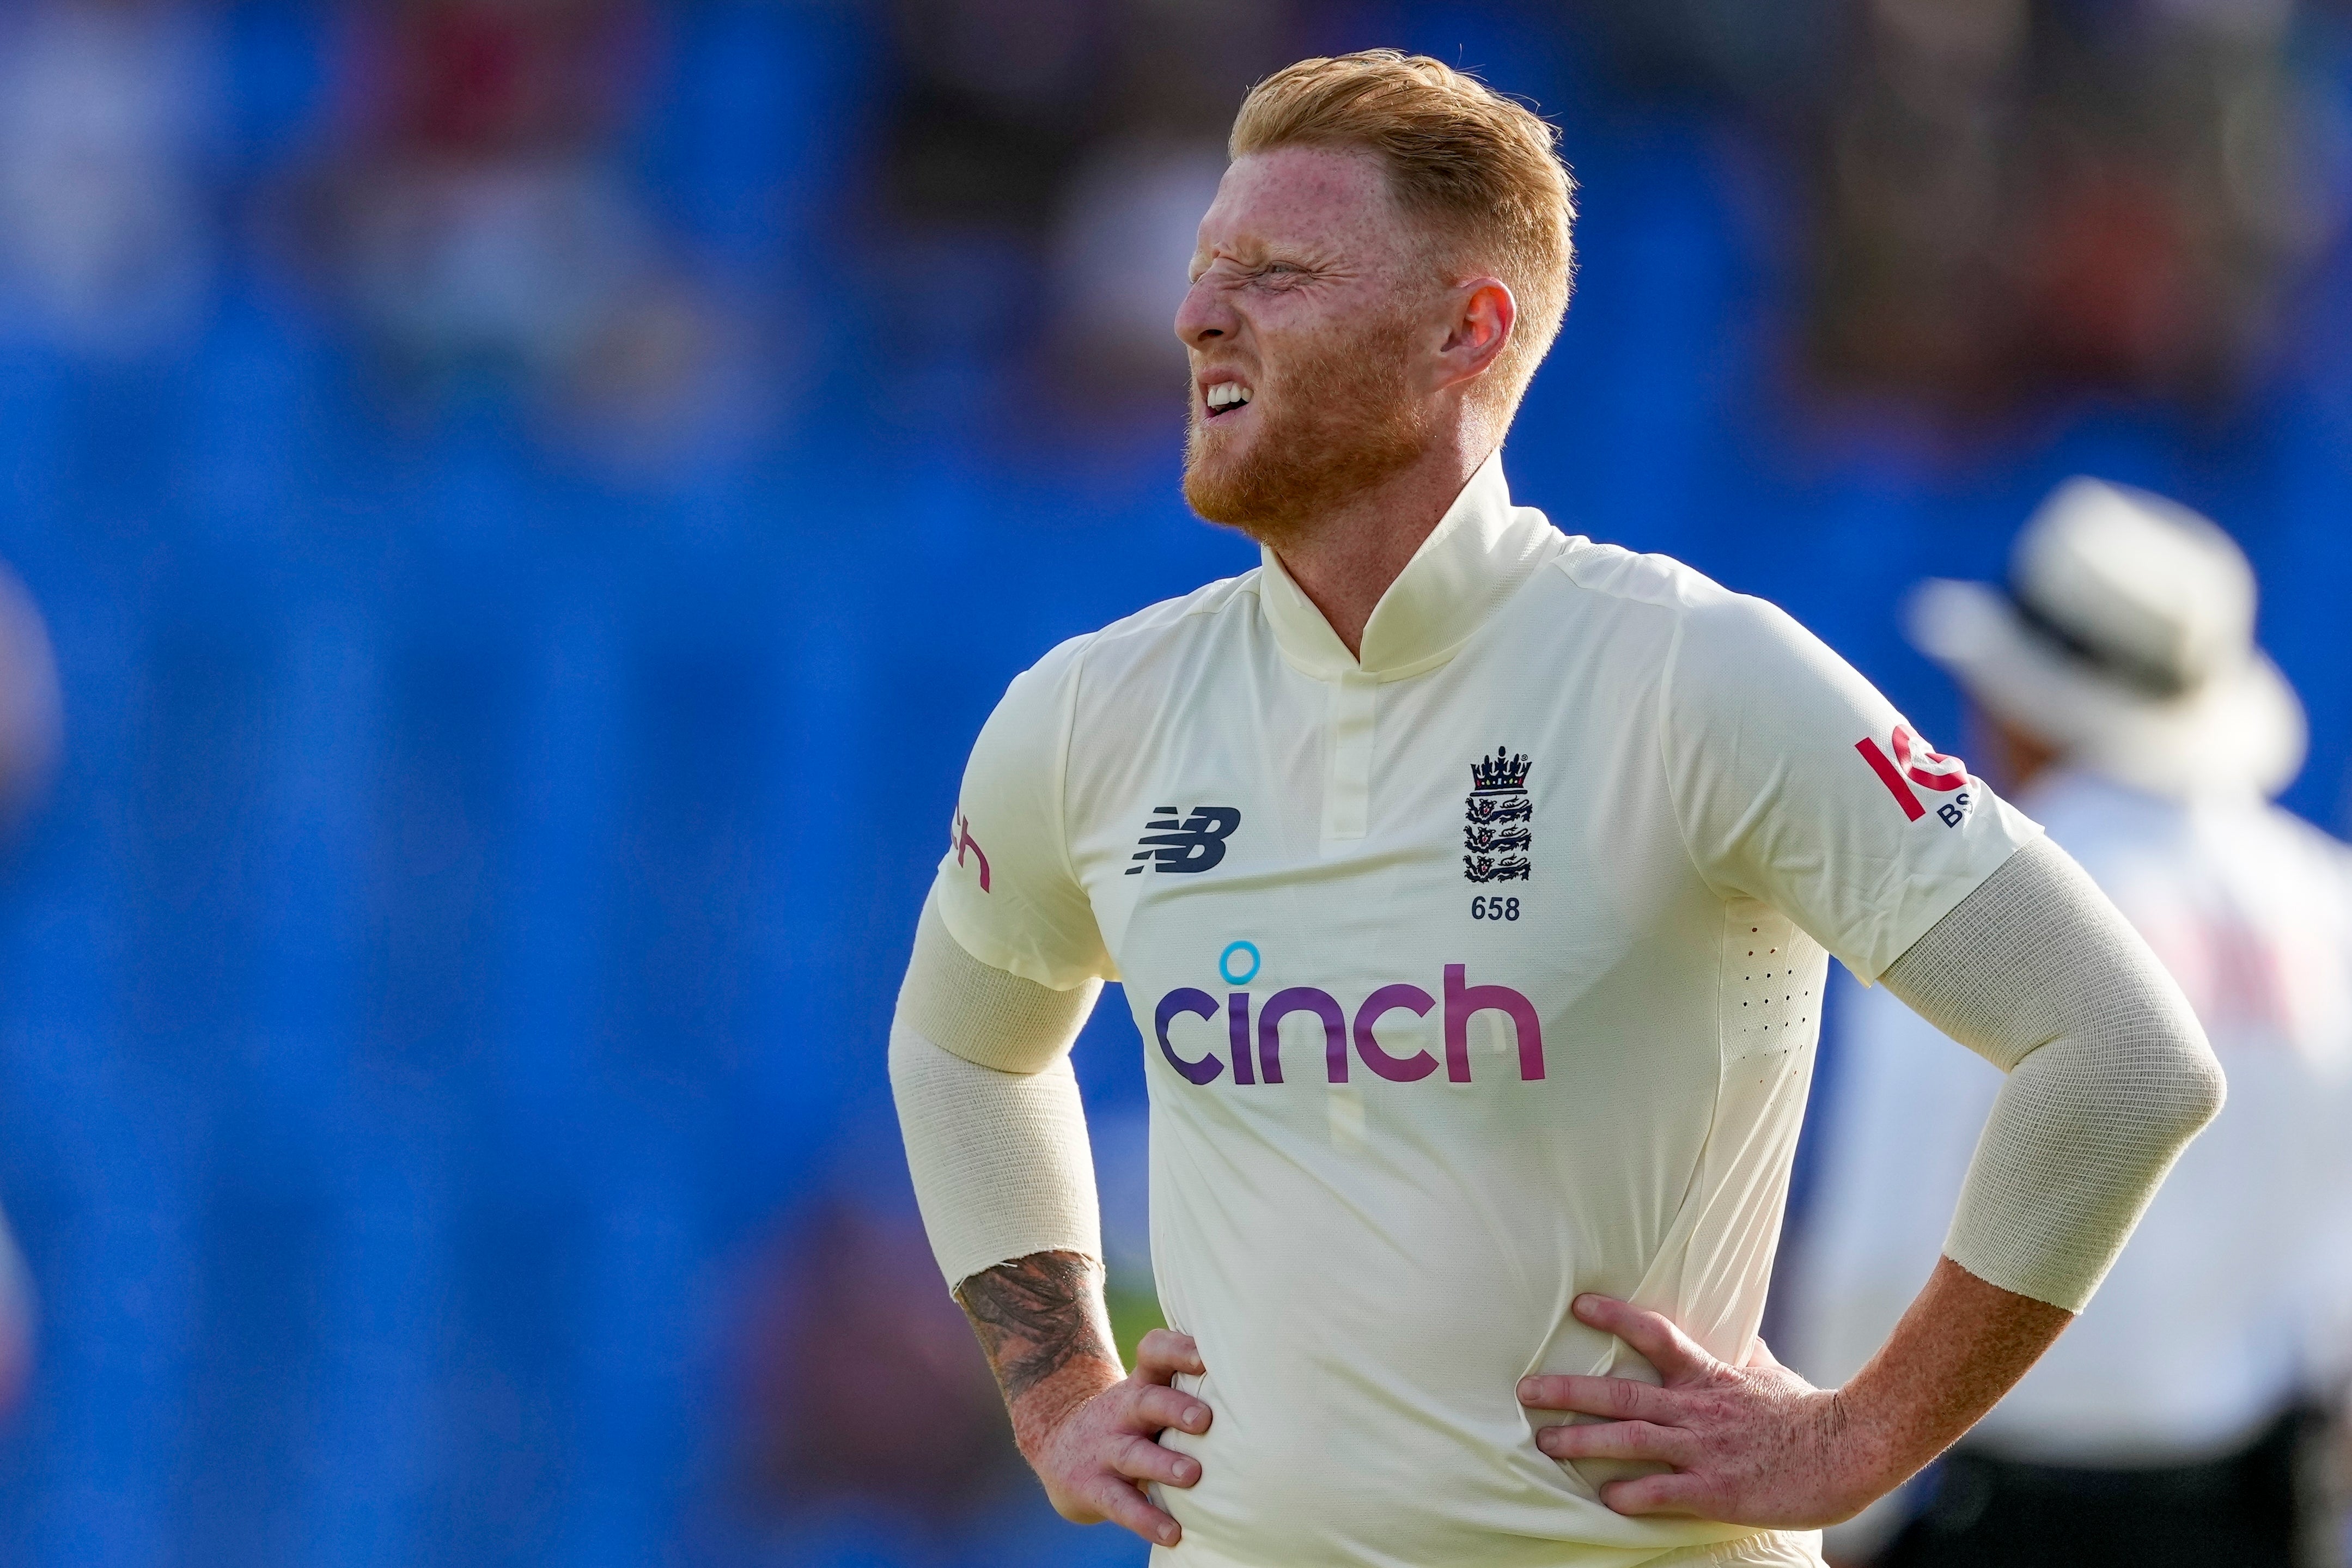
[953,813,991,892]
[1857,725,1970,822]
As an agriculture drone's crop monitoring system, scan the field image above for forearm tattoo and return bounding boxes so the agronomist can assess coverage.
[955,1249,1118,1404]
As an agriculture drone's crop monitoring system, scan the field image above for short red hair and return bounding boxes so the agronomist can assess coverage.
[1230,50,1578,418]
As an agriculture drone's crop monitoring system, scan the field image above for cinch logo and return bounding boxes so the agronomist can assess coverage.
[1855,725,1970,825]
[1128,806,1241,875]
[1154,964,1544,1087]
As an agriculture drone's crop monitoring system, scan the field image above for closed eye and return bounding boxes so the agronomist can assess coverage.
[1189,256,1322,289]
[1250,262,1320,292]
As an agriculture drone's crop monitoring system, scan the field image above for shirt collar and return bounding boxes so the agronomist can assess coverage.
[1256,450,1559,682]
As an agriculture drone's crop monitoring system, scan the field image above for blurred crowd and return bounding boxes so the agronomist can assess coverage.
[4,0,2343,429]
[0,1,2344,1565]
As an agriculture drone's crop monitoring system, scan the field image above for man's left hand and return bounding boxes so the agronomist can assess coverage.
[1516,1293,1875,1528]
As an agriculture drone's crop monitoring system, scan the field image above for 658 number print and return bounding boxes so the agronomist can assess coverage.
[1471,896,1520,922]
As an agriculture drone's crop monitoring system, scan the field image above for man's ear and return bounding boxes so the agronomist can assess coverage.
[1434,277,1516,392]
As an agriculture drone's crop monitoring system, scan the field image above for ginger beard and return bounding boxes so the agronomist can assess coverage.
[1182,306,1436,549]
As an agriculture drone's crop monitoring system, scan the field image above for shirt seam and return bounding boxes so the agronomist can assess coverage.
[1646,900,1739,1330]
[1652,601,1735,902]
[1540,552,1728,897]
[1052,638,1089,907]
[1050,587,1256,983]
[1071,571,1258,660]
[1055,579,1262,829]
[1544,558,1738,1302]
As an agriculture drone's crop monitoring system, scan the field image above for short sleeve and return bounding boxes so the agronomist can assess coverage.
[932,638,1113,991]
[1660,593,2042,983]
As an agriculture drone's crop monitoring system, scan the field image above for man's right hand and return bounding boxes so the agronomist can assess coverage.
[1020,1327,1214,1547]
[956,1252,1214,1548]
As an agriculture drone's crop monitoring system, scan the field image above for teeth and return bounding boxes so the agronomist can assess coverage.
[1207,383,1253,410]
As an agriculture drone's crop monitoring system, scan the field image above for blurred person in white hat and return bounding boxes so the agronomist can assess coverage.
[1780,477,2352,1567]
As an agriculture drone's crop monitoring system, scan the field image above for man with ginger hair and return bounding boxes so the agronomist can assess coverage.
[891,52,2222,1567]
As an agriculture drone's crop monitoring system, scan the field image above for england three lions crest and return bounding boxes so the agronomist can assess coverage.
[1464,747,1531,883]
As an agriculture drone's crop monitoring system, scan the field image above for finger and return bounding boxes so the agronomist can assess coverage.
[1519,1373,1677,1423]
[1132,1382,1214,1436]
[1087,1473,1185,1548]
[1742,1335,1786,1372]
[1535,1419,1693,1467]
[1598,1469,1709,1517]
[1572,1295,1712,1383]
[1135,1328,1205,1382]
[1109,1431,1203,1488]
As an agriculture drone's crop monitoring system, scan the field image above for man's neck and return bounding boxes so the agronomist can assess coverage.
[1268,434,1494,660]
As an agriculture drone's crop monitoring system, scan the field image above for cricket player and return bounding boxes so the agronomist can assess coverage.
[891,52,2223,1567]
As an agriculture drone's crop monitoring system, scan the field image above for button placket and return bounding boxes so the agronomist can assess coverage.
[1322,672,1376,845]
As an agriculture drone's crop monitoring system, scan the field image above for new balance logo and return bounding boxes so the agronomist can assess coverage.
[1128,806,1241,874]
[1856,725,1971,825]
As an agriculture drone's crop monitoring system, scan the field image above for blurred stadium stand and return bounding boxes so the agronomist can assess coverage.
[0,1,2344,1564]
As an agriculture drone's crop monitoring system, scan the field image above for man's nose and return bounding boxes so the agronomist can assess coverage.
[1174,277,1235,350]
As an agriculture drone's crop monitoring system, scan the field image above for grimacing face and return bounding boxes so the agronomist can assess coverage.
[1175,146,1452,544]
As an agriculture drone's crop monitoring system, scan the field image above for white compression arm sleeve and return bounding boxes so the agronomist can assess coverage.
[1881,836,2226,1311]
[889,892,1105,1291]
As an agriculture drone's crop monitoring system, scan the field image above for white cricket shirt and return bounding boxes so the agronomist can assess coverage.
[933,455,2038,1568]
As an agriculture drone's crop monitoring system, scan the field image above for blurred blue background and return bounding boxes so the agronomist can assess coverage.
[0,1,2347,1563]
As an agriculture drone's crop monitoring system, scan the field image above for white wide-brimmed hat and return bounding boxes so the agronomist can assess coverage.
[1905,477,2306,800]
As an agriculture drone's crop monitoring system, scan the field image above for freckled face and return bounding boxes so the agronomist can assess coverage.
[1175,147,1443,541]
